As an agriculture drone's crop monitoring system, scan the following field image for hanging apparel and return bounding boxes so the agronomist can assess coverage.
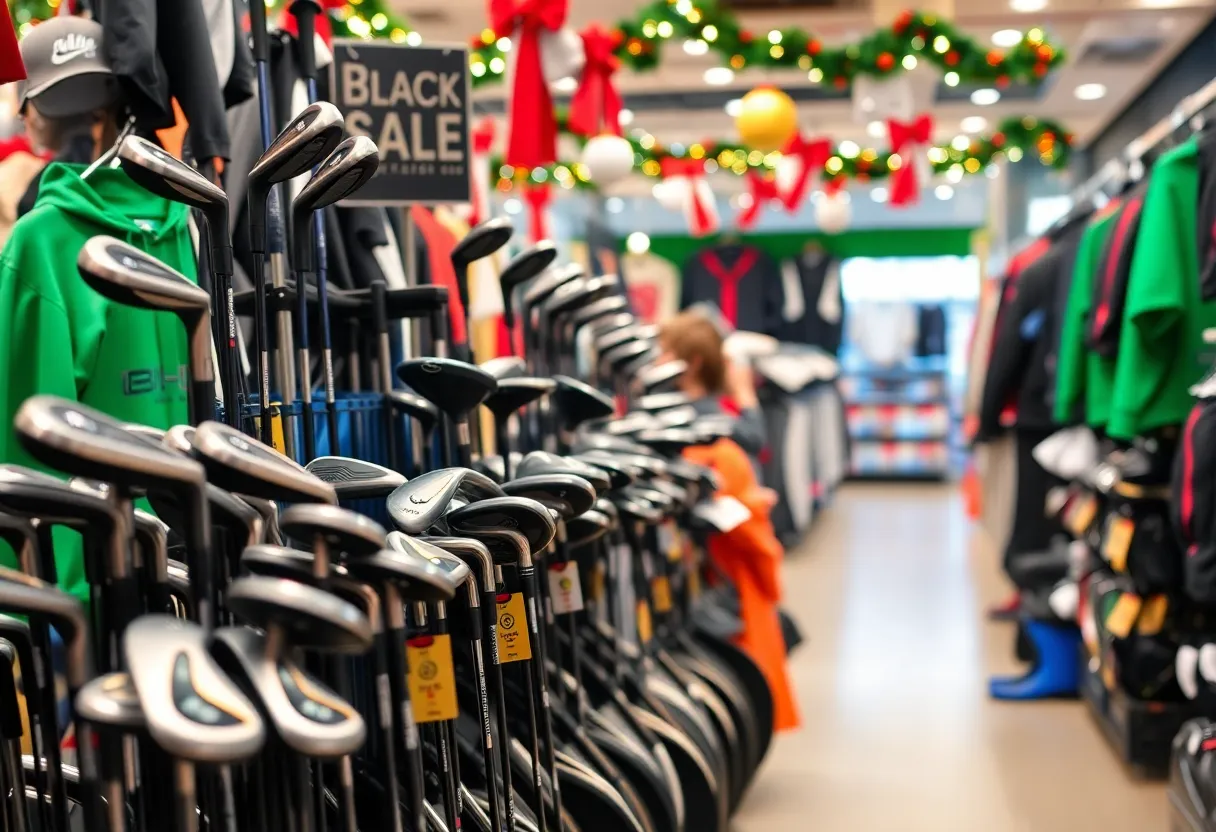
[201,0,256,108]
[1089,183,1148,358]
[0,163,197,605]
[622,251,679,325]
[1004,428,1067,590]
[848,301,917,367]
[680,243,781,334]
[0,6,23,85]
[772,250,844,352]
[1199,131,1216,301]
[914,304,948,357]
[1110,138,1216,439]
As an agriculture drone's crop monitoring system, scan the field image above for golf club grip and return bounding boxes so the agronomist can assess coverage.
[193,379,218,427]
[248,0,272,63]
[292,2,320,81]
[384,623,426,832]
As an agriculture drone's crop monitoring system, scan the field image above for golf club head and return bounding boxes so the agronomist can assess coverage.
[600,339,654,377]
[250,101,345,186]
[452,217,514,311]
[124,423,168,444]
[226,576,373,655]
[291,136,380,271]
[653,406,698,429]
[551,375,615,432]
[0,468,118,538]
[523,262,583,311]
[75,672,146,731]
[14,396,206,493]
[386,468,504,535]
[515,452,611,496]
[589,313,635,339]
[387,390,440,437]
[570,294,629,332]
[482,377,556,420]
[636,360,687,395]
[123,615,265,762]
[625,485,675,517]
[132,508,170,585]
[162,424,196,454]
[241,544,330,584]
[500,474,597,520]
[634,427,702,457]
[597,411,659,438]
[279,503,388,558]
[118,135,228,220]
[148,481,263,550]
[569,453,637,491]
[473,453,522,484]
[415,535,496,591]
[610,491,663,525]
[383,532,469,593]
[77,236,211,318]
[637,392,692,413]
[0,616,39,714]
[305,456,406,500]
[444,496,556,558]
[621,346,661,381]
[395,358,498,421]
[191,421,337,505]
[0,515,36,573]
[595,323,643,354]
[345,538,460,603]
[478,356,528,381]
[0,566,90,689]
[499,241,558,329]
[566,509,610,547]
[547,273,620,321]
[646,477,690,508]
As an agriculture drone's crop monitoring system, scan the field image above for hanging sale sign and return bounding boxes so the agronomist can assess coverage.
[329,41,472,205]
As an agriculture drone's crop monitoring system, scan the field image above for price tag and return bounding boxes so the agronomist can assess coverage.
[651,576,673,613]
[406,634,459,723]
[589,562,606,603]
[1137,594,1169,635]
[1105,592,1142,639]
[548,562,585,614]
[269,404,287,455]
[495,593,532,663]
[694,496,751,533]
[1103,515,1135,572]
[636,600,653,644]
[1065,493,1097,536]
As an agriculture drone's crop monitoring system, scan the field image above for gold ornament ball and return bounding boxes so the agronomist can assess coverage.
[735,86,799,152]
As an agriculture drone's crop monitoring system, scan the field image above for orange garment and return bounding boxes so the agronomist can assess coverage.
[685,438,801,732]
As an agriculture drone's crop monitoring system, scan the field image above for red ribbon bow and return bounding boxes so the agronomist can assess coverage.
[886,114,933,207]
[660,157,716,237]
[281,0,346,46]
[568,25,622,137]
[489,0,568,169]
[779,133,833,213]
[472,117,497,155]
[737,171,782,229]
[523,183,552,243]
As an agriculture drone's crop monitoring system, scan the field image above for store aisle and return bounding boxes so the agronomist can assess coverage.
[734,484,1165,832]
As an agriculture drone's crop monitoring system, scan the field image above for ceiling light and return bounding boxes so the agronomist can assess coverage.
[971,88,1001,106]
[605,197,625,214]
[626,232,651,255]
[991,29,1023,47]
[1075,83,1107,101]
[725,99,744,117]
[683,38,709,56]
[868,120,886,139]
[935,185,954,200]
[961,116,988,133]
[871,187,888,204]
[503,198,522,215]
[618,109,635,126]
[704,67,735,85]
[1010,0,1047,10]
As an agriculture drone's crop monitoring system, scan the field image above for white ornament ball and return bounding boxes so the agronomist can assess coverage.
[581,134,635,188]
[652,179,686,212]
[816,191,852,235]
[774,154,801,196]
[540,26,586,87]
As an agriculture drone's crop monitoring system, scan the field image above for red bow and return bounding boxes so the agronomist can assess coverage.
[779,133,833,213]
[281,0,345,47]
[472,117,497,155]
[660,157,717,237]
[659,157,703,180]
[886,114,933,207]
[568,25,622,137]
[489,0,568,169]
[468,118,497,225]
[523,183,552,242]
[737,171,782,229]
[823,176,846,197]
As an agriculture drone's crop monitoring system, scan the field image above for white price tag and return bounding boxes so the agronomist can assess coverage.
[547,561,585,614]
[694,496,752,532]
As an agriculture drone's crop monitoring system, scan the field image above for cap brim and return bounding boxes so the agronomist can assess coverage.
[25,73,117,118]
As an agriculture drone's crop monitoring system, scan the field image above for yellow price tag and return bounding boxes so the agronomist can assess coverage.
[407,634,459,723]
[636,600,653,644]
[1137,595,1169,636]
[1105,592,1142,639]
[651,576,673,614]
[1066,493,1097,536]
[589,562,605,603]
[269,403,287,455]
[495,593,532,663]
[1103,515,1135,572]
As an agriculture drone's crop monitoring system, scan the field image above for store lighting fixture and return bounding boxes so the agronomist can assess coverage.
[991,29,1023,47]
[1075,83,1108,101]
[868,121,887,139]
[606,197,625,214]
[626,232,651,254]
[970,88,1001,106]
[504,198,522,215]
[725,99,744,117]
[951,135,971,151]
[619,109,635,126]
[961,116,988,133]
[683,39,709,55]
[704,67,735,85]
[871,187,889,204]
[1010,0,1048,10]
[935,184,954,200]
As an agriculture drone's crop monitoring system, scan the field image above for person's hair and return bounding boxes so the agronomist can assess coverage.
[24,102,121,161]
[658,311,726,393]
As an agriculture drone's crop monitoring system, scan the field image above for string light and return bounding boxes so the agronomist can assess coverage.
[944,72,960,87]
[656,20,674,37]
[768,30,782,44]
[902,55,917,70]
[933,35,950,53]
[702,25,718,41]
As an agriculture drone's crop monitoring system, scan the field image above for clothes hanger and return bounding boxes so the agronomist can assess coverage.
[80,115,135,179]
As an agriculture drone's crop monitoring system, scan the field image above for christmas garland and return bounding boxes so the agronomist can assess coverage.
[471,7,1065,90]
[492,115,1071,192]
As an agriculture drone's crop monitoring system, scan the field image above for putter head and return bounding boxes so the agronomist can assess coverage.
[482,377,556,420]
[444,496,557,558]
[500,241,559,328]
[637,392,692,413]
[305,456,406,500]
[636,360,687,395]
[279,504,388,558]
[291,136,381,271]
[123,615,265,762]
[570,294,629,332]
[500,474,597,520]
[227,576,373,654]
[478,356,528,381]
[14,396,205,493]
[386,468,504,535]
[566,509,610,547]
[395,358,498,421]
[118,135,228,219]
[75,672,146,731]
[523,262,583,311]
[551,375,615,432]
[387,390,440,436]
[515,452,611,496]
[191,421,337,505]
[347,536,460,603]
[570,453,636,491]
[250,101,345,186]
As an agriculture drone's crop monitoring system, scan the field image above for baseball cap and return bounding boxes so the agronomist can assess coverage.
[17,17,118,119]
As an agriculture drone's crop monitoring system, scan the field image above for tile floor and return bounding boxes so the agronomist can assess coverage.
[732,483,1166,832]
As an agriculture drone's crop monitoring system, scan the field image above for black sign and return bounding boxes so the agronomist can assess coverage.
[329,41,471,206]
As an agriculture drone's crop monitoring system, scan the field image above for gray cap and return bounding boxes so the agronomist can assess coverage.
[18,17,118,118]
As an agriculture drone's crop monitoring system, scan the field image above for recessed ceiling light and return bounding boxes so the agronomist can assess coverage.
[1075,82,1107,101]
[871,187,889,204]
[1010,0,1047,10]
[971,88,1001,106]
[704,67,735,85]
[867,120,886,139]
[935,185,954,200]
[618,109,635,126]
[991,29,1023,47]
[725,99,744,117]
[961,115,988,133]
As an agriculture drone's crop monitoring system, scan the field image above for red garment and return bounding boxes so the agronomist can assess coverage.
[700,248,757,327]
[409,205,468,346]
[0,7,24,85]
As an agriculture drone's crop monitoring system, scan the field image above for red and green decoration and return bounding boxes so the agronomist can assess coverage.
[471,6,1065,90]
[492,115,1072,192]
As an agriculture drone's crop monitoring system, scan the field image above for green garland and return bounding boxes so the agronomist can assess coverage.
[493,115,1071,193]
[471,6,1064,90]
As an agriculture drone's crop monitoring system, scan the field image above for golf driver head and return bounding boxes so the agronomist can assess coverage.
[279,503,388,558]
[386,468,504,535]
[387,390,440,436]
[551,375,615,432]
[123,615,265,762]
[483,377,556,420]
[191,421,337,505]
[395,357,498,421]
[523,262,583,311]
[453,217,514,268]
[250,101,345,186]
[515,451,612,495]
[305,456,406,500]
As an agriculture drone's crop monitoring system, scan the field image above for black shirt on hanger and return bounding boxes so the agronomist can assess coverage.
[680,242,782,335]
[1088,181,1147,358]
[772,249,845,352]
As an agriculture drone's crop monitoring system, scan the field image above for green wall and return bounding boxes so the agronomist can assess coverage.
[641,227,975,267]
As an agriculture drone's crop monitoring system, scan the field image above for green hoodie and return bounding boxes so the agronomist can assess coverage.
[0,162,199,603]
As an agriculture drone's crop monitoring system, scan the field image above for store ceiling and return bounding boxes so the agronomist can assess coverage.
[390,0,1215,151]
